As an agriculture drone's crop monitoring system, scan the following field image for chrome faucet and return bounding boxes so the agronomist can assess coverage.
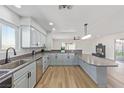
[5,47,16,64]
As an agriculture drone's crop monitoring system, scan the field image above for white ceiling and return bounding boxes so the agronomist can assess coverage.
[6,5,124,39]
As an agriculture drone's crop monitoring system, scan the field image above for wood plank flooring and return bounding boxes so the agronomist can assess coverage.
[107,61,124,88]
[36,62,124,88]
[35,66,97,88]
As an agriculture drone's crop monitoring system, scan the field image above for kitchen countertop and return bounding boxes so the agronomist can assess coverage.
[0,53,44,82]
[0,52,118,83]
[79,54,118,67]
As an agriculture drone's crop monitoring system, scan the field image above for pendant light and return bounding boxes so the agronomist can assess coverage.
[81,23,92,40]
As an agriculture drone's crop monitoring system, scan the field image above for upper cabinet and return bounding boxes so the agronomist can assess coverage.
[21,25,46,48]
[20,17,46,48]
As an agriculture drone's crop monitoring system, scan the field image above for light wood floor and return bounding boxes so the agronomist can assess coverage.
[35,66,97,88]
[36,62,124,88]
[107,61,124,88]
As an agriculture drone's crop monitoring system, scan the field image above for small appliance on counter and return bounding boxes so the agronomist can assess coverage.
[41,49,45,52]
[92,43,106,58]
[61,47,65,53]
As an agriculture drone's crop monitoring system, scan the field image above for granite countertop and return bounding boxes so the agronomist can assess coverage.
[0,53,44,82]
[0,52,118,83]
[79,54,118,67]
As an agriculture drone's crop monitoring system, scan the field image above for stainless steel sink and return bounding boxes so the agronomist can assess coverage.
[0,59,30,69]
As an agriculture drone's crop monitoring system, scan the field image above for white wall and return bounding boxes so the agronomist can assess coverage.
[20,17,47,35]
[0,6,20,26]
[53,39,93,54]
[46,33,53,50]
[53,32,124,60]
[92,32,124,60]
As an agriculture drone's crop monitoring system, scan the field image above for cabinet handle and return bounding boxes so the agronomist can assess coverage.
[28,72,30,78]
[28,72,31,78]
[30,72,31,77]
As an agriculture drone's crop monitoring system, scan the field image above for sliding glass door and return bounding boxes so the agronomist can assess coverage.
[115,39,124,61]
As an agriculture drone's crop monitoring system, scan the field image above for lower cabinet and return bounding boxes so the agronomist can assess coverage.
[28,62,36,88]
[14,72,29,88]
[49,53,77,66]
[13,62,36,88]
[43,54,49,73]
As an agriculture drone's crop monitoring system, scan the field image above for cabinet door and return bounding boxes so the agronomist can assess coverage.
[36,31,41,47]
[73,55,79,65]
[50,54,57,65]
[28,62,36,88]
[31,29,37,47]
[57,54,64,65]
[46,56,49,68]
[43,60,47,72]
[21,26,30,47]
[64,54,75,65]
[70,54,77,65]
[14,72,29,88]
[40,33,46,47]
[63,54,68,65]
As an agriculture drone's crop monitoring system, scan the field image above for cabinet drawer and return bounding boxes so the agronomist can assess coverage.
[13,62,36,81]
[13,65,29,81]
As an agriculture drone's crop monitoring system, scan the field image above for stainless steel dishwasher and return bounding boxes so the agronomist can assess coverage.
[36,57,43,83]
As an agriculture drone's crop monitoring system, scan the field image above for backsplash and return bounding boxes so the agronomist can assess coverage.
[0,48,41,61]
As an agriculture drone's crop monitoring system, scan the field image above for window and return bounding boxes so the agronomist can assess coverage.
[0,20,18,50]
[61,42,75,50]
[115,39,124,61]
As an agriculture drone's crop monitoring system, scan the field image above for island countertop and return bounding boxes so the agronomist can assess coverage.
[78,54,118,67]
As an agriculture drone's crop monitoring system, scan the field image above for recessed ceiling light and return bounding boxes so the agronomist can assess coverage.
[14,5,21,8]
[49,22,53,26]
[52,28,56,31]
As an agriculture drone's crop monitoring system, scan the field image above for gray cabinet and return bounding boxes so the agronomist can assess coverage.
[43,54,49,72]
[49,53,57,65]
[49,53,77,66]
[13,62,36,88]
[64,54,73,65]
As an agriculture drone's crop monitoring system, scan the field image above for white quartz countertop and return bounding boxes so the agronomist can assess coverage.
[79,54,118,67]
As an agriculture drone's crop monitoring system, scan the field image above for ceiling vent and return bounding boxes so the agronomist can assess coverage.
[59,5,73,10]
[74,36,80,40]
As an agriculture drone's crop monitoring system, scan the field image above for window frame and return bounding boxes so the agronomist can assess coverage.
[61,42,76,50]
[0,19,19,51]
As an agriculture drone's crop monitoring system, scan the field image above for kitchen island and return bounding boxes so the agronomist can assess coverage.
[78,54,118,88]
